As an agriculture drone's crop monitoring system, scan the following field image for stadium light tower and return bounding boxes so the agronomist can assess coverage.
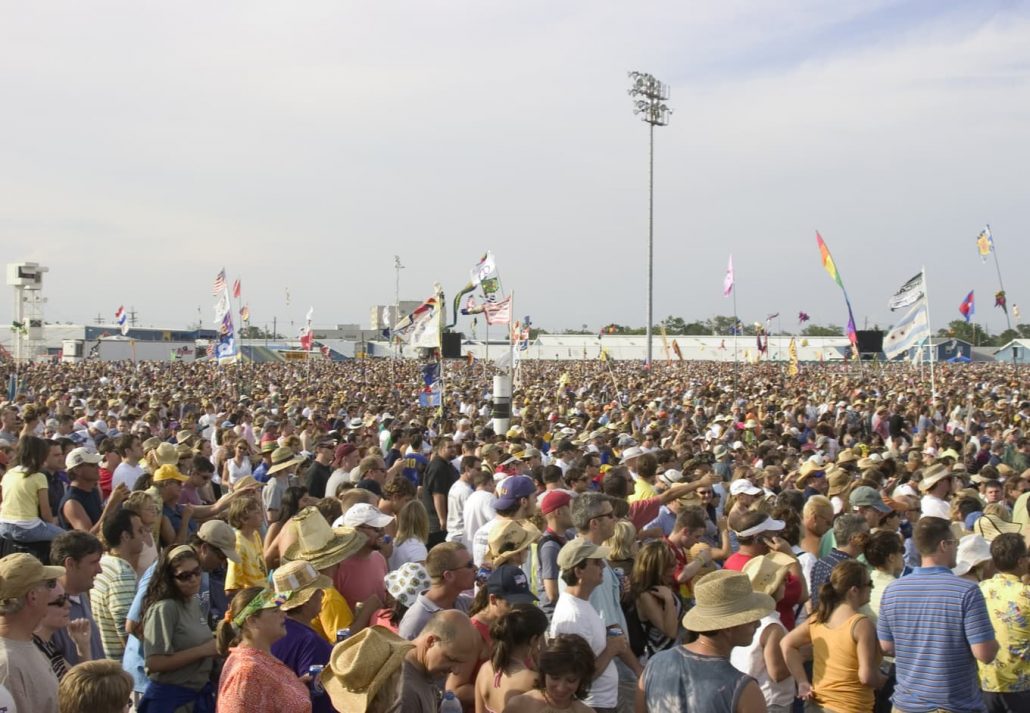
[628,71,671,367]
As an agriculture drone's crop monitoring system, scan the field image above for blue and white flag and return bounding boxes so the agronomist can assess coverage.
[883,298,930,360]
[114,306,128,336]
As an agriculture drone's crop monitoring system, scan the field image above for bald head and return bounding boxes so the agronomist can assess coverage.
[413,610,480,677]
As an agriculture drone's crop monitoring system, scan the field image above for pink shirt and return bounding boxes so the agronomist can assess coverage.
[333,551,388,610]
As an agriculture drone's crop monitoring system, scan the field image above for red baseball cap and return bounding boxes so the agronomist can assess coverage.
[540,490,572,515]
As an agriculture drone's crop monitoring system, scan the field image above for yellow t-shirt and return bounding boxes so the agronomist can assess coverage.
[628,478,657,504]
[311,587,354,644]
[226,529,267,591]
[0,467,48,521]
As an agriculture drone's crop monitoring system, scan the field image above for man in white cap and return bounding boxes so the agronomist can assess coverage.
[333,502,393,613]
[919,464,954,520]
[0,552,67,712]
[59,446,128,534]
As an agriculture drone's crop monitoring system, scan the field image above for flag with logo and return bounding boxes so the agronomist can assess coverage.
[392,295,441,348]
[888,273,925,311]
[483,295,512,325]
[976,226,993,263]
[723,255,734,296]
[115,306,129,336]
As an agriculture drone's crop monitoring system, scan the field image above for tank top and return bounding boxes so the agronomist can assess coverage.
[729,612,795,708]
[809,612,874,713]
[643,646,753,713]
[58,486,103,530]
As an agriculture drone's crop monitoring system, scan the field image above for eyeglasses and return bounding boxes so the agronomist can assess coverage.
[589,511,615,522]
[447,560,476,572]
[696,490,712,495]
[48,594,70,607]
[173,568,202,582]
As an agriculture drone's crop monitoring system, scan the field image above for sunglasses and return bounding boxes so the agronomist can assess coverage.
[49,594,70,607]
[173,568,202,582]
[447,560,476,572]
[589,511,615,522]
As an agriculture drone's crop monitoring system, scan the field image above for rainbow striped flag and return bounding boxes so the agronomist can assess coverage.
[815,232,858,347]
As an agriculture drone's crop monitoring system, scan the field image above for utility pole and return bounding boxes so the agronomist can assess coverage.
[628,71,671,368]
[129,306,138,327]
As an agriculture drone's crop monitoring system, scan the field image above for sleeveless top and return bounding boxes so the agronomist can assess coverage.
[729,612,795,708]
[58,486,103,530]
[809,612,874,713]
[643,646,753,713]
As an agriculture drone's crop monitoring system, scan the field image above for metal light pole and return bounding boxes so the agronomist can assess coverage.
[628,71,671,367]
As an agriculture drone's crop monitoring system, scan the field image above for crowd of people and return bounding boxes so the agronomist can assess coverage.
[0,356,1027,713]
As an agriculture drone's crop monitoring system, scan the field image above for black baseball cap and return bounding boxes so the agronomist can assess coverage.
[486,565,537,604]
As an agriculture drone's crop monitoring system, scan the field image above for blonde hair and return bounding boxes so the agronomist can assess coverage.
[228,497,260,529]
[604,520,637,561]
[59,660,133,713]
[123,490,159,516]
[395,500,430,545]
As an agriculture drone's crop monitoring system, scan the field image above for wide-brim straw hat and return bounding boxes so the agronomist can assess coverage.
[273,559,333,610]
[973,514,1022,542]
[283,507,367,570]
[488,520,541,567]
[741,552,795,597]
[322,626,413,712]
[154,442,180,467]
[682,570,775,632]
[268,447,305,475]
[919,464,953,493]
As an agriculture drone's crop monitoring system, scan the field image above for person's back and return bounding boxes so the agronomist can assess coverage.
[643,646,752,713]
[809,609,872,713]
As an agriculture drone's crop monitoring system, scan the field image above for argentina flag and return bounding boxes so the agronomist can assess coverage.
[883,299,930,360]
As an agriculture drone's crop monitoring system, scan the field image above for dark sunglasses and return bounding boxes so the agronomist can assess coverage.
[49,594,70,607]
[174,568,202,582]
[448,560,476,572]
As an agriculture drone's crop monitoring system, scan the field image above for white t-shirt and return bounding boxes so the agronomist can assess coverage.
[324,469,350,499]
[445,479,473,543]
[112,462,144,492]
[388,537,428,571]
[730,612,793,709]
[0,683,14,713]
[471,519,500,568]
[921,494,950,520]
[549,593,617,709]
[463,490,496,548]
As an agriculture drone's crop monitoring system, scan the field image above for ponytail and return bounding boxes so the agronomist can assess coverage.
[812,560,867,624]
[215,586,264,656]
[489,604,549,673]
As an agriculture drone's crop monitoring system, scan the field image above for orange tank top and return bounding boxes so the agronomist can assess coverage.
[809,612,875,713]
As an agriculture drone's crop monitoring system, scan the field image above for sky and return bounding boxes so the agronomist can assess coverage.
[2,1,1029,337]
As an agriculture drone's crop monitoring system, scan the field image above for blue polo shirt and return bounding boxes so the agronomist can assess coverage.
[877,566,995,713]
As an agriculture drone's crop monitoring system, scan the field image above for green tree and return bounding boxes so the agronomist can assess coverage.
[707,315,739,335]
[801,324,844,337]
[660,316,688,334]
[995,329,1021,346]
[936,320,993,345]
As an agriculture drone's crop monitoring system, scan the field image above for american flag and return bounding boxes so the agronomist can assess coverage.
[213,269,226,296]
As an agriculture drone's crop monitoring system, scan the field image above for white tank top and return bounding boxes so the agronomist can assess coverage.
[729,612,795,708]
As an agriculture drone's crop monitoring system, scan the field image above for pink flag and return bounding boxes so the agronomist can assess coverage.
[483,295,512,325]
[723,255,734,296]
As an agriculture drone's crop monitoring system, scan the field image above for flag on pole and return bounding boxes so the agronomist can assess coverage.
[788,337,799,376]
[483,295,512,325]
[888,273,925,311]
[671,340,683,361]
[391,295,441,348]
[240,305,250,322]
[814,232,858,347]
[300,307,314,351]
[1014,304,1021,320]
[958,291,974,323]
[232,279,241,299]
[213,269,226,296]
[470,252,497,287]
[995,290,1007,314]
[976,226,993,263]
[883,298,930,360]
[115,306,128,336]
[722,255,734,296]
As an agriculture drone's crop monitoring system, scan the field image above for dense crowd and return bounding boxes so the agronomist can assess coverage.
[0,357,1027,713]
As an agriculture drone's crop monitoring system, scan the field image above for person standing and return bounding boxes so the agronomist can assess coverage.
[637,570,773,713]
[398,542,476,640]
[111,434,144,492]
[977,533,1030,711]
[462,470,496,548]
[59,447,128,534]
[549,539,624,713]
[421,437,459,547]
[445,455,477,544]
[0,553,67,713]
[877,517,999,713]
[303,440,335,499]
[49,531,106,666]
[93,509,145,660]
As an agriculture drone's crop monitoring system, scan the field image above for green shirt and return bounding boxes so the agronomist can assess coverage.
[143,597,214,690]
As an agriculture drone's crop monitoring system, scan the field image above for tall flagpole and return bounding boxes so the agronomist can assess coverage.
[987,225,1013,332]
[921,266,937,399]
[732,289,739,396]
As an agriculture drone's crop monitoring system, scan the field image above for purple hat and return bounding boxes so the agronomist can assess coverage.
[494,475,536,510]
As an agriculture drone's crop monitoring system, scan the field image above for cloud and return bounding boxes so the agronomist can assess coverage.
[1,1,1027,335]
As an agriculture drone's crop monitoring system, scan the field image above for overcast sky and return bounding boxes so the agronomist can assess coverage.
[2,1,1028,337]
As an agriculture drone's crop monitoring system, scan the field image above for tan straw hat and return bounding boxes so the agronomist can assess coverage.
[322,626,413,712]
[282,507,366,570]
[741,552,794,597]
[681,570,775,632]
[919,464,953,493]
[154,442,180,467]
[273,559,332,610]
[488,520,540,567]
[973,514,1022,542]
[268,447,305,475]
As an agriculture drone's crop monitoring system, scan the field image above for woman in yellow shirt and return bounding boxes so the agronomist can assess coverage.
[225,497,268,595]
[0,436,68,542]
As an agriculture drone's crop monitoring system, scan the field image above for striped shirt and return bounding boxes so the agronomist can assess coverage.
[93,553,139,660]
[877,566,995,712]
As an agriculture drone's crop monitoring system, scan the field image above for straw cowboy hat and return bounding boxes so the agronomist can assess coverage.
[268,447,305,475]
[919,464,953,493]
[682,570,775,632]
[322,626,413,712]
[835,448,858,466]
[273,559,332,611]
[488,520,540,567]
[154,442,180,467]
[826,466,852,497]
[741,552,795,597]
[795,460,825,488]
[282,507,366,570]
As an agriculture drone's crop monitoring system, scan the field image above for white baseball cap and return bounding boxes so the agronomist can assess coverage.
[729,479,762,497]
[341,503,394,529]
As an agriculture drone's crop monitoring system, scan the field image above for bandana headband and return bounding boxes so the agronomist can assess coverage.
[231,588,288,627]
